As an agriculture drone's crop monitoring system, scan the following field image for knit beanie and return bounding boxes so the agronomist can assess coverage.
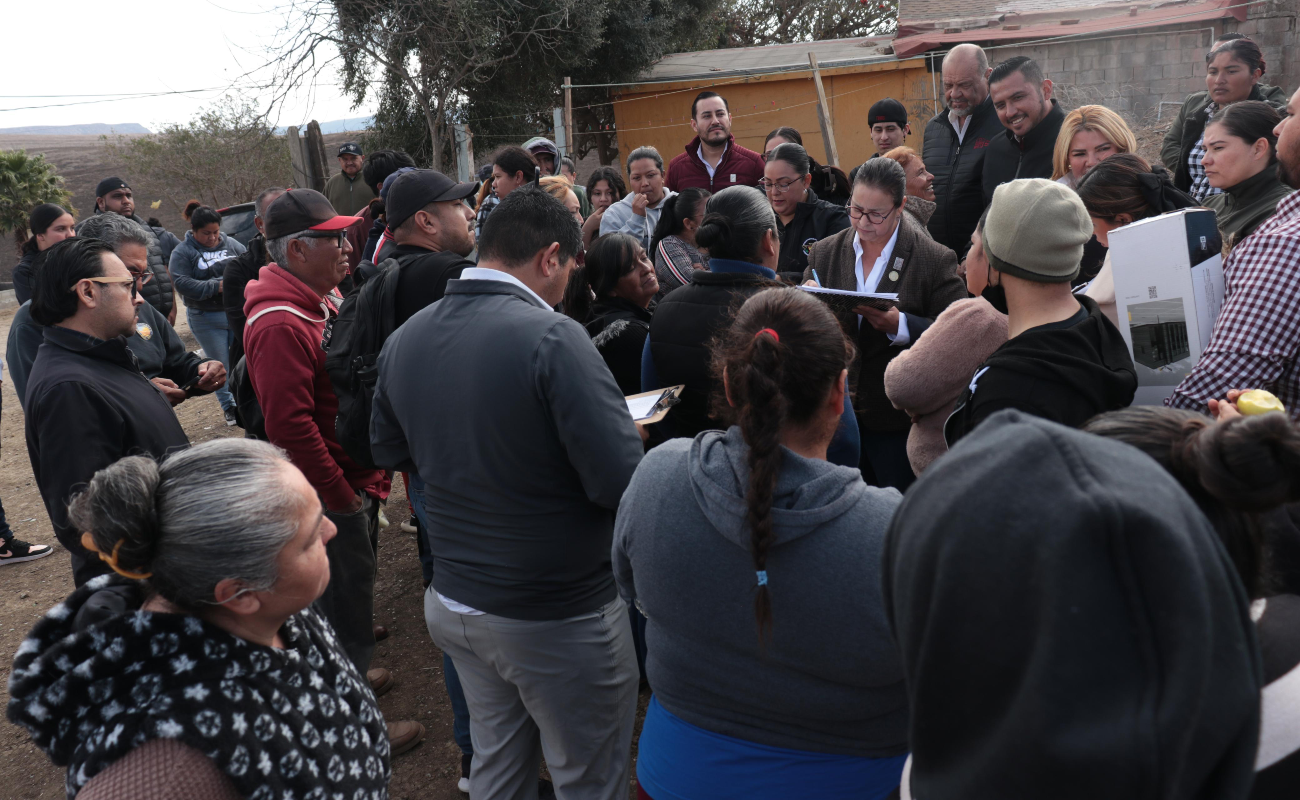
[983,178,1092,283]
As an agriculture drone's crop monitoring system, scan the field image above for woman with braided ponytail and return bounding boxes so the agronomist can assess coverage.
[1084,405,1300,798]
[615,288,909,800]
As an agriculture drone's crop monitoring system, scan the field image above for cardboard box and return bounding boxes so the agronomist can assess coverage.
[1107,208,1224,406]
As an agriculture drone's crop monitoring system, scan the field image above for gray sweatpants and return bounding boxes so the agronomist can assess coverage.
[425,588,639,800]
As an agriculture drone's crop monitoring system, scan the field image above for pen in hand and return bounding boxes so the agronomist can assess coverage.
[811,269,822,287]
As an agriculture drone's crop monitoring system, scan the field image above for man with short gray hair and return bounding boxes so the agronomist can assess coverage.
[599,146,677,249]
[921,43,1003,258]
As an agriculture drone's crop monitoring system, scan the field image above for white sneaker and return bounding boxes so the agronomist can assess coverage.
[377,508,390,528]
[401,521,417,533]
[458,776,469,793]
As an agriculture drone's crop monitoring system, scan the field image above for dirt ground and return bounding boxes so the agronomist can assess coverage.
[0,305,648,799]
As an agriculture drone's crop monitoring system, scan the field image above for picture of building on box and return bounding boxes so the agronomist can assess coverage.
[1128,298,1192,384]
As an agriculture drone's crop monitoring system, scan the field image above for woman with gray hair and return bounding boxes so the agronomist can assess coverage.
[7,438,397,800]
[599,146,678,249]
[804,158,966,490]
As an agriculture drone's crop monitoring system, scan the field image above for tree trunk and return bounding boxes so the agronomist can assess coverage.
[423,100,445,174]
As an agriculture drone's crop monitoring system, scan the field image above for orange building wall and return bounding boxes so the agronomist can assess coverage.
[610,58,937,177]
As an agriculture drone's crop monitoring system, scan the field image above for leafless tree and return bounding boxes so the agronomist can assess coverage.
[263,0,582,172]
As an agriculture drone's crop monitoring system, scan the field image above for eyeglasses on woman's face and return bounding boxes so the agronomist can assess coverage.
[845,203,897,225]
[758,178,805,195]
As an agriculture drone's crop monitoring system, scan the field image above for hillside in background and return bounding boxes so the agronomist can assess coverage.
[0,123,151,135]
[275,117,373,135]
[0,129,364,284]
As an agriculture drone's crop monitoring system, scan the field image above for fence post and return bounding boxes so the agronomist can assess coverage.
[564,77,575,159]
[553,108,567,156]
[808,53,841,168]
[454,124,473,183]
[305,120,329,192]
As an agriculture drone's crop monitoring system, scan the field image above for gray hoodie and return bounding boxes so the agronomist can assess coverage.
[599,189,677,251]
[613,427,909,756]
[168,230,245,312]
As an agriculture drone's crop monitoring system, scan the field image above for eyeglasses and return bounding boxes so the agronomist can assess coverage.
[81,276,138,299]
[758,178,805,194]
[299,230,347,247]
[845,203,897,224]
[128,269,153,287]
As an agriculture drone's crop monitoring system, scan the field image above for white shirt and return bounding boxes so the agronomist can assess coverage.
[851,222,910,345]
[460,266,551,310]
[698,142,729,179]
[948,110,971,144]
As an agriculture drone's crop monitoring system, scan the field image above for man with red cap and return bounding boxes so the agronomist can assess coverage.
[242,189,424,755]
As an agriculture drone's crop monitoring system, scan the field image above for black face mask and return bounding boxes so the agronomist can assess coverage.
[981,282,1008,314]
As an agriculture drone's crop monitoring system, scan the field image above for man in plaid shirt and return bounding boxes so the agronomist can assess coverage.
[1169,86,1300,420]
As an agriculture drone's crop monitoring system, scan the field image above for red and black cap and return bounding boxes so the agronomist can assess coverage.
[868,98,908,127]
[262,188,360,239]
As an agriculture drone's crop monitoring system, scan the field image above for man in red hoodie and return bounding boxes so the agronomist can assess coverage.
[665,91,766,193]
[243,189,423,754]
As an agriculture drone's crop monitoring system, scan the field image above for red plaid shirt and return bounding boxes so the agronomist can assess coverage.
[1169,190,1300,419]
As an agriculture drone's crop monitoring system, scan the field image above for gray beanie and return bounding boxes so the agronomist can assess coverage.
[983,179,1092,283]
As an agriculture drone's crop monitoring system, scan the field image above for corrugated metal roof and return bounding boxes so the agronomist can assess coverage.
[894,0,1244,56]
[638,37,897,83]
[899,0,1133,24]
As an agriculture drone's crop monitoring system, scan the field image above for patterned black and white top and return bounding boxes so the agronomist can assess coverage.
[1187,102,1225,203]
[1252,594,1300,799]
[7,575,390,799]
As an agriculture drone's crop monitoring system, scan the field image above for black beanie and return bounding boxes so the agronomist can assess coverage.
[884,410,1261,800]
[94,177,129,198]
[28,204,68,236]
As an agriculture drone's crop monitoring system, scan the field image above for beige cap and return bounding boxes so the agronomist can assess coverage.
[983,178,1093,283]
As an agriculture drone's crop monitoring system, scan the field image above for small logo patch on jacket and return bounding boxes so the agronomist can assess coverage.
[973,138,991,149]
[802,238,819,256]
[135,322,153,341]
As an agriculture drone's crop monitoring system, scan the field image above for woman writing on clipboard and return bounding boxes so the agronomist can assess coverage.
[803,158,966,490]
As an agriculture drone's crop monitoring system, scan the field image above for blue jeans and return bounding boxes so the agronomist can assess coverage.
[186,307,234,411]
[407,472,473,755]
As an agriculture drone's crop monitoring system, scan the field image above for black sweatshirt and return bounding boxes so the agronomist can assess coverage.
[24,326,190,585]
[886,410,1262,800]
[944,294,1136,445]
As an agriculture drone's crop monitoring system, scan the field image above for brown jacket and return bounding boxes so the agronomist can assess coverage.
[78,738,241,800]
[883,297,1008,473]
[804,215,967,431]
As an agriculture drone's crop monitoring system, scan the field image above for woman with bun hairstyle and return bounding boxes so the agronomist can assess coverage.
[1075,153,1197,327]
[764,142,850,280]
[764,127,851,205]
[563,232,658,395]
[7,439,397,800]
[13,204,75,304]
[1083,405,1300,799]
[168,203,245,425]
[583,166,627,247]
[649,187,710,301]
[617,288,907,800]
[1201,100,1292,246]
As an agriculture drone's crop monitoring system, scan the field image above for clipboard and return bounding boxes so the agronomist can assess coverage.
[625,385,684,424]
[799,285,899,315]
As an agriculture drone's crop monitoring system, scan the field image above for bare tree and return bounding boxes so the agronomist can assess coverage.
[715,0,897,47]
[265,0,587,173]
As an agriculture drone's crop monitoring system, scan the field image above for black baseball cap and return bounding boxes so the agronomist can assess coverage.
[95,177,130,197]
[338,142,363,156]
[263,189,360,239]
[869,98,908,127]
[385,169,480,229]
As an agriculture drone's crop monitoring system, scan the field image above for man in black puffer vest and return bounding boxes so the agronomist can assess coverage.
[981,57,1066,205]
[81,177,176,323]
[922,44,1004,259]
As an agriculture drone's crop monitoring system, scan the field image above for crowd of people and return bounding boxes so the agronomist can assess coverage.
[4,33,1300,800]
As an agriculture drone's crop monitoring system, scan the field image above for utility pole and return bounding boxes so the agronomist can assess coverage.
[563,76,575,159]
[808,54,840,168]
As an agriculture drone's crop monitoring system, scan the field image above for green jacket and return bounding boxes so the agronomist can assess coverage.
[1203,162,1294,248]
[323,171,376,217]
[1160,83,1288,189]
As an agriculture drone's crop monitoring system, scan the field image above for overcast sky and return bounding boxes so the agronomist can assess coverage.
[2,0,375,131]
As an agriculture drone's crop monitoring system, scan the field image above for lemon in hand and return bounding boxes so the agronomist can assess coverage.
[1237,389,1285,416]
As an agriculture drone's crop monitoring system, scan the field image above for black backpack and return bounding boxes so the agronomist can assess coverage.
[229,354,266,440]
[325,255,412,470]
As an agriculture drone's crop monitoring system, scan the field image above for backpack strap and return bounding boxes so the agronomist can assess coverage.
[245,303,330,327]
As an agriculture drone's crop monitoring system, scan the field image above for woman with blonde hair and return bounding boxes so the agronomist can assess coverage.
[882,146,936,233]
[1052,105,1138,189]
[540,174,583,223]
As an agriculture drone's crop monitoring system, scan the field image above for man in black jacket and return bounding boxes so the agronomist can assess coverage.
[24,238,190,586]
[981,57,1066,203]
[922,44,1003,258]
[945,179,1136,446]
[222,187,284,365]
[381,169,479,327]
[84,177,177,324]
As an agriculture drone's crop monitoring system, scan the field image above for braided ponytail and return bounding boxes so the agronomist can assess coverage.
[712,288,854,641]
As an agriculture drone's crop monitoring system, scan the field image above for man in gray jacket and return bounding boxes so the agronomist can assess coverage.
[371,186,644,800]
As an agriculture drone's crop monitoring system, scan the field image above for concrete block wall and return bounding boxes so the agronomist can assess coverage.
[1227,0,1299,104]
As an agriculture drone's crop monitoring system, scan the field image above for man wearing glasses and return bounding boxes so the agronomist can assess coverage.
[241,189,424,756]
[23,237,191,586]
[921,44,1002,258]
[8,213,227,410]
